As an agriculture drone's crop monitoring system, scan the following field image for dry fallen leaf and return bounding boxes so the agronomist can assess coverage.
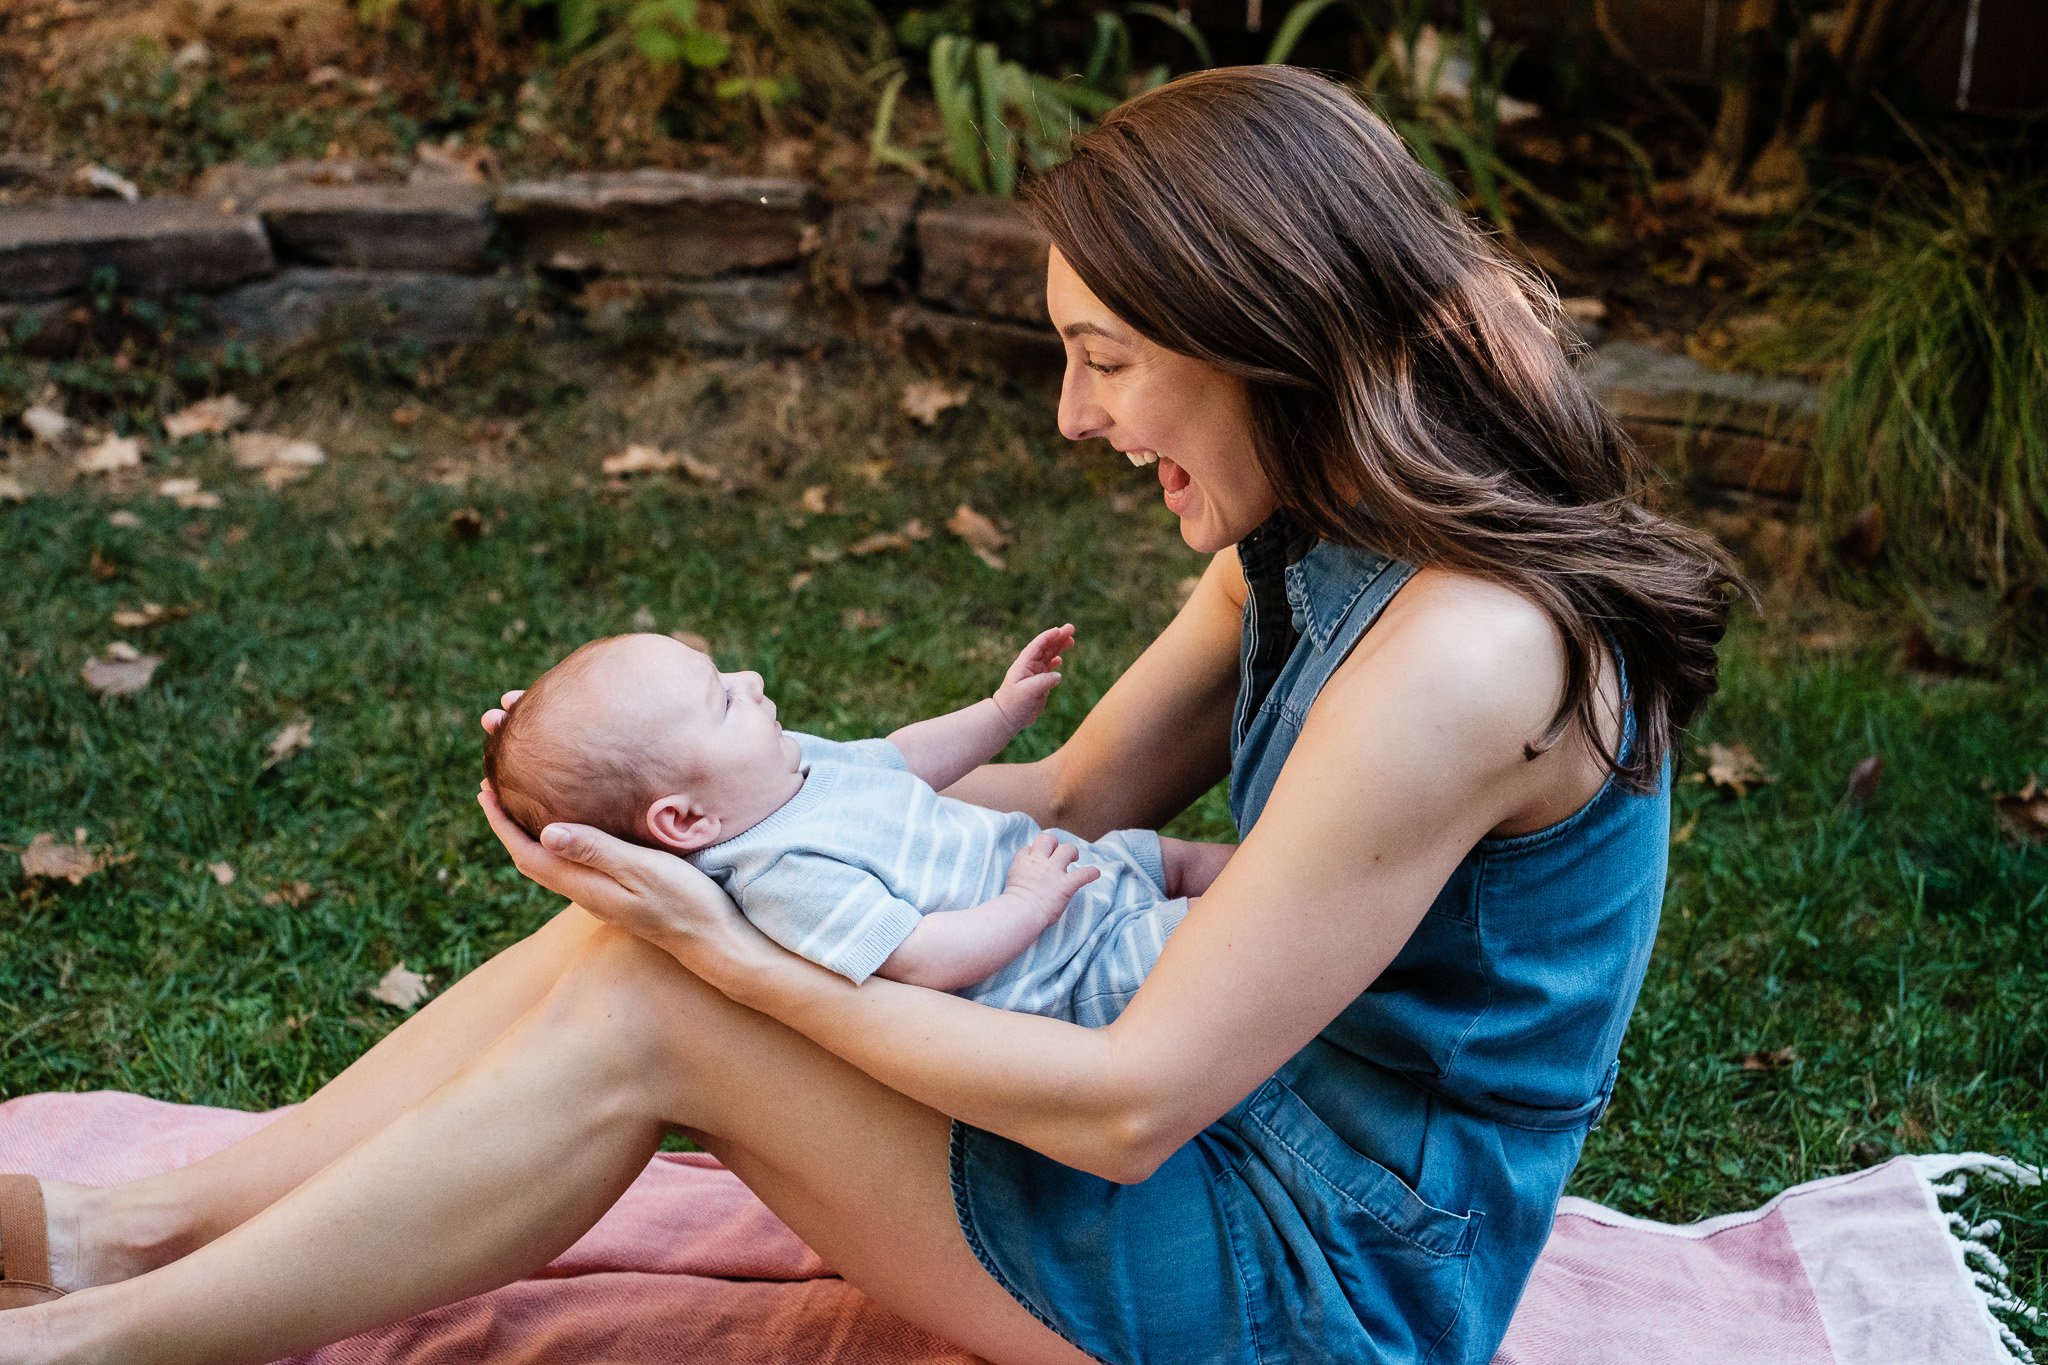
[81,642,161,697]
[845,531,912,557]
[156,477,223,510]
[946,504,1008,570]
[788,570,813,591]
[264,716,315,770]
[77,435,144,475]
[841,607,889,631]
[1740,1046,1797,1072]
[1994,775,2048,845]
[106,510,143,529]
[391,405,423,428]
[261,879,315,908]
[901,379,969,427]
[674,451,724,483]
[631,606,658,630]
[208,860,237,886]
[602,443,676,476]
[162,395,249,440]
[0,475,27,504]
[110,602,193,629]
[21,830,105,885]
[800,484,837,515]
[230,432,326,471]
[1702,741,1771,796]
[1845,755,1884,807]
[668,630,713,656]
[22,403,73,445]
[370,962,433,1010]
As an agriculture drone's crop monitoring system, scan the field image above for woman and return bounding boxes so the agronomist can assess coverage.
[1,67,1734,1364]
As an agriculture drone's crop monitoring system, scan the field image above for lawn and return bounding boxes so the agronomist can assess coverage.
[3,342,2043,1342]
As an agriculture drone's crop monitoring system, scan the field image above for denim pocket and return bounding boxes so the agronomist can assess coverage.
[1228,1079,1480,1363]
[1244,1078,1478,1258]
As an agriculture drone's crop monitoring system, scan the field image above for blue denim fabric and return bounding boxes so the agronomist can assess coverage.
[953,519,1671,1363]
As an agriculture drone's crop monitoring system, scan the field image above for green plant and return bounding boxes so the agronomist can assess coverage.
[625,0,731,69]
[920,33,1107,195]
[1769,157,2048,597]
[1266,0,1600,243]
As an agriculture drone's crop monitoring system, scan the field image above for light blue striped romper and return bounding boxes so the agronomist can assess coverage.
[689,732,1191,1024]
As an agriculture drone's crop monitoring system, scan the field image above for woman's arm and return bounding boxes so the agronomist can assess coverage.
[941,548,1248,836]
[489,574,1585,1182]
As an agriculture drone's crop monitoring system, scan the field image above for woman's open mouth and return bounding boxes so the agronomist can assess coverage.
[1123,449,1192,513]
[1158,456,1192,513]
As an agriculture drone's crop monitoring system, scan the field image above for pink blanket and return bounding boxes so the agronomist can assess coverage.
[0,1092,2034,1364]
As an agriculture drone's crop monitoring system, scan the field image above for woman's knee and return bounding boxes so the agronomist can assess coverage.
[532,921,716,1066]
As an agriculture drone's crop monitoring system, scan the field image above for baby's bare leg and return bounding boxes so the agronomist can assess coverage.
[1158,836,1237,899]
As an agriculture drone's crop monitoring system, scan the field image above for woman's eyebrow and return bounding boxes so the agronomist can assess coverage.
[1059,322,1119,342]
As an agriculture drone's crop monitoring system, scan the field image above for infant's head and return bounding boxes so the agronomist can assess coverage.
[483,634,801,852]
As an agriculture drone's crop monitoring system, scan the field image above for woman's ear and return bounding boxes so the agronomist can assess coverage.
[645,795,720,852]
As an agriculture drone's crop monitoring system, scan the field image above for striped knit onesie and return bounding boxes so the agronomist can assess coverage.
[689,732,1189,1027]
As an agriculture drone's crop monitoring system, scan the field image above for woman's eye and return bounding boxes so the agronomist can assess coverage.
[1085,360,1122,376]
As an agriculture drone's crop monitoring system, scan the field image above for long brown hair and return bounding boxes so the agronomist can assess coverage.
[1021,65,1740,790]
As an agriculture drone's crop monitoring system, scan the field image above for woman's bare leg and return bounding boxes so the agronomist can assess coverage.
[42,906,609,1289]
[12,926,1090,1365]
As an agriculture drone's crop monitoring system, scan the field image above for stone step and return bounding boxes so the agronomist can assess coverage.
[574,275,832,352]
[255,183,492,273]
[495,170,814,278]
[0,198,273,301]
[915,196,1049,327]
[207,268,527,349]
[1578,339,1818,441]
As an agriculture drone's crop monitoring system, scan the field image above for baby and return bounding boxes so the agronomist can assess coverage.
[484,627,1234,1025]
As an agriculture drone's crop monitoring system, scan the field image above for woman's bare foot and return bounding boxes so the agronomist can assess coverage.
[8,1180,196,1295]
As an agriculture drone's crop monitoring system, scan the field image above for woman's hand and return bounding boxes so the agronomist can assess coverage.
[479,783,761,967]
[480,690,525,735]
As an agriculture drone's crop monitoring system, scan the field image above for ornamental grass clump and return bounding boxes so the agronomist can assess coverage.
[1792,161,2048,596]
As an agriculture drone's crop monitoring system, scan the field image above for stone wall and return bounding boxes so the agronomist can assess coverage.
[0,165,1817,498]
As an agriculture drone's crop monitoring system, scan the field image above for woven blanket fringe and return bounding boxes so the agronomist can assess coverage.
[1910,1154,2045,1365]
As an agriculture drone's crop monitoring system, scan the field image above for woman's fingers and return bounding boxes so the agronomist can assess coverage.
[480,689,526,734]
[478,784,622,906]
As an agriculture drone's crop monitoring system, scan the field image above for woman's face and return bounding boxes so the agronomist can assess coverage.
[1046,247,1277,554]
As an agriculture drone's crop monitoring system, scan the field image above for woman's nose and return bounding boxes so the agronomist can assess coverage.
[1057,369,1109,443]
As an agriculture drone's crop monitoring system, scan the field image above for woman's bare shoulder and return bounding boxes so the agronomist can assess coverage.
[1327,566,1620,834]
[1348,567,1571,728]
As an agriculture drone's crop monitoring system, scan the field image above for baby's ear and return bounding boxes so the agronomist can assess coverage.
[645,795,720,852]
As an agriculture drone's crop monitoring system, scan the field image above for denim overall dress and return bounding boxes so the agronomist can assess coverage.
[951,513,1672,1364]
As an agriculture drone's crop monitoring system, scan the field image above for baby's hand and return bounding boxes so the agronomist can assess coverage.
[1005,831,1100,917]
[992,624,1075,732]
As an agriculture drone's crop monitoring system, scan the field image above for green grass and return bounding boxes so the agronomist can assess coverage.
[1,347,2042,1342]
